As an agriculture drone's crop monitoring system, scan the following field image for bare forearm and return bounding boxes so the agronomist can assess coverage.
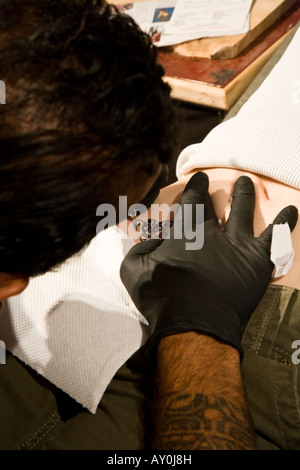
[153,332,256,450]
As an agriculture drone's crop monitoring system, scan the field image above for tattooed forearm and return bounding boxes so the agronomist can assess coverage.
[153,333,256,450]
[154,391,255,450]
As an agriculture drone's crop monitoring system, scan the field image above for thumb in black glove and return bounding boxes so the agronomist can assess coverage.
[120,172,298,359]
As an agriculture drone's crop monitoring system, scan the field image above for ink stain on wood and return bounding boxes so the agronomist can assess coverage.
[210,69,237,85]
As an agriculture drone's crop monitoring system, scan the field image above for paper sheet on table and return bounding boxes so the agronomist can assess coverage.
[165,0,253,35]
[116,0,253,47]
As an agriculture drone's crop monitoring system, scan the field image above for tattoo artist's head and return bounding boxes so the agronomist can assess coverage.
[0,0,177,297]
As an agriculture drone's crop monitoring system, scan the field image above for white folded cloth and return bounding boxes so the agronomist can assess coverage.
[176,24,300,190]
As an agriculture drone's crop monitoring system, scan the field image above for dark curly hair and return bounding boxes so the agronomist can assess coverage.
[0,0,177,277]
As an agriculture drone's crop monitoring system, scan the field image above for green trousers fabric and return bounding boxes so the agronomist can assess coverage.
[0,285,300,450]
[241,285,300,450]
[0,347,155,450]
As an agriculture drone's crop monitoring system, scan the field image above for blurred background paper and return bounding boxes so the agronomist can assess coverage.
[166,0,253,35]
[0,80,6,104]
[117,0,253,46]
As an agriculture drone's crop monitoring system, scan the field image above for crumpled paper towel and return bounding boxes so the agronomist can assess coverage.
[271,223,295,278]
[0,227,149,414]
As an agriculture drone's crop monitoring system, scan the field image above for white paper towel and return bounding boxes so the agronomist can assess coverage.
[0,227,149,413]
[271,223,295,278]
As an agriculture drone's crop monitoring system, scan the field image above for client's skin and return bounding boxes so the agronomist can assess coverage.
[177,169,300,289]
[122,168,300,290]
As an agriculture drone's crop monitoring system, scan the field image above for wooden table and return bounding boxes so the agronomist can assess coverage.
[109,0,300,110]
[159,0,300,109]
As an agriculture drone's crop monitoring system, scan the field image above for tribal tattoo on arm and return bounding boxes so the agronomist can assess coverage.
[153,391,255,450]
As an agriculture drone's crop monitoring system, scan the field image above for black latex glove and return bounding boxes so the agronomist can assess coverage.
[120,172,298,359]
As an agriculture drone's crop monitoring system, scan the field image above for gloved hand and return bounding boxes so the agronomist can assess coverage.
[120,172,298,359]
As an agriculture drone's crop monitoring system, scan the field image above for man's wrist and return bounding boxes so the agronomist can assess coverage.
[153,331,256,450]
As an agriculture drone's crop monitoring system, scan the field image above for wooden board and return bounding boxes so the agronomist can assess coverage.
[173,0,298,59]
[111,0,297,59]
[158,2,300,110]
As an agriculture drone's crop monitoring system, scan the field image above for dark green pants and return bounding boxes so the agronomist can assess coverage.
[0,347,155,450]
[0,285,299,450]
[241,285,300,450]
